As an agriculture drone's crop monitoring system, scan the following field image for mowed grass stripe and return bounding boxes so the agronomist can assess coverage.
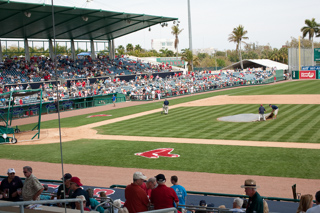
[1,139,320,179]
[289,106,320,142]
[259,105,307,141]
[96,104,320,143]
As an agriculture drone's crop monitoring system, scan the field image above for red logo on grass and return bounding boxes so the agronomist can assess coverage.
[87,114,112,118]
[135,148,180,159]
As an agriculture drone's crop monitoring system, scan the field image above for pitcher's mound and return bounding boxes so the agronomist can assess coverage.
[218,113,272,122]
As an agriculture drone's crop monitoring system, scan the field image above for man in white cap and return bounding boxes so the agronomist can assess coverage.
[0,168,23,201]
[124,172,149,213]
[241,179,263,213]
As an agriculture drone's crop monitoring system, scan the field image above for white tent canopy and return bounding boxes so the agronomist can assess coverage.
[223,59,288,70]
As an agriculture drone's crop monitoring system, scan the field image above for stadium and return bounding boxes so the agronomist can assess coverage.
[1,1,320,213]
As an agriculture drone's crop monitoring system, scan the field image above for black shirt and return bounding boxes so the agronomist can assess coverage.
[57,184,73,199]
[164,100,169,106]
[0,176,23,201]
[70,188,90,209]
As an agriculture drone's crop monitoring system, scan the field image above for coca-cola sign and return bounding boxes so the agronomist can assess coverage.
[300,70,316,79]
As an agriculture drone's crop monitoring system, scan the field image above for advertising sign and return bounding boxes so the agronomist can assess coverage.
[315,48,320,61]
[299,70,316,79]
[301,66,320,70]
[292,71,299,79]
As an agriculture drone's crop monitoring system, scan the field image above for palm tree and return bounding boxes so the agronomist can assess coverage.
[135,44,142,52]
[116,45,125,55]
[171,25,183,58]
[228,25,249,69]
[181,48,199,71]
[126,43,134,52]
[301,18,320,66]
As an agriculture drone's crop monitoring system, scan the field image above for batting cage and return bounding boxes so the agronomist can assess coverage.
[0,89,42,144]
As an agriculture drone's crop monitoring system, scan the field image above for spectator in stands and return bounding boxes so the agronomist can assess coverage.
[86,188,104,213]
[56,173,73,206]
[124,172,149,213]
[297,194,315,213]
[22,166,44,201]
[75,195,91,211]
[171,175,187,212]
[140,177,157,198]
[40,184,51,201]
[69,177,90,209]
[306,191,320,213]
[0,168,23,201]
[150,174,179,210]
[229,198,245,212]
[241,179,263,213]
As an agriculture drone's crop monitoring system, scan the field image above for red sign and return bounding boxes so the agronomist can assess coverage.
[300,70,316,79]
[135,148,180,159]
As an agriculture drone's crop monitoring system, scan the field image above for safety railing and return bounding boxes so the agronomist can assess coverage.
[0,198,84,213]
[109,185,300,203]
[138,207,177,213]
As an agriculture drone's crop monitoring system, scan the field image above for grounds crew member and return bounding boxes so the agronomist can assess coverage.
[163,99,169,115]
[258,104,266,121]
[269,104,279,119]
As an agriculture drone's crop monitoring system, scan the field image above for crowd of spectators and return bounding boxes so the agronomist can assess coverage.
[0,67,275,108]
[3,169,317,213]
[0,55,174,85]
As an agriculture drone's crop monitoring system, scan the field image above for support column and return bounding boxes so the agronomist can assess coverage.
[90,40,96,60]
[108,40,112,59]
[111,39,115,59]
[0,40,3,62]
[49,39,54,59]
[71,39,75,60]
[24,38,30,62]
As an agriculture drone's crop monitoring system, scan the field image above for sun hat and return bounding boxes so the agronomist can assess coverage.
[241,179,259,188]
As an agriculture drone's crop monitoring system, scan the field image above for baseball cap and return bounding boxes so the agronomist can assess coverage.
[70,177,83,186]
[7,168,15,173]
[199,200,207,206]
[133,172,147,180]
[61,173,72,180]
[155,174,166,182]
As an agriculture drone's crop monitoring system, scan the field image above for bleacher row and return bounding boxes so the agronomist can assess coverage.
[0,56,174,84]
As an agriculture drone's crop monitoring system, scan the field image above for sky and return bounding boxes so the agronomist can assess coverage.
[9,0,320,52]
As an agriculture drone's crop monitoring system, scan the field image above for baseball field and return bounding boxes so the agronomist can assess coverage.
[1,80,320,199]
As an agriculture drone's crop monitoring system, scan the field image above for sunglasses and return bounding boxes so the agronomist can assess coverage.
[23,171,28,173]
[8,173,15,175]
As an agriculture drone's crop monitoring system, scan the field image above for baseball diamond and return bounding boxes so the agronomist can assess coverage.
[1,80,320,209]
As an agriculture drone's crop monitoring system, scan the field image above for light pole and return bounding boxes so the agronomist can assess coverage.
[187,0,193,71]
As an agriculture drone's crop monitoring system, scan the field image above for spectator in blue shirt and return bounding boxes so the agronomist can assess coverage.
[170,175,187,212]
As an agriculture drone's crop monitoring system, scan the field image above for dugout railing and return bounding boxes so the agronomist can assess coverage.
[109,185,301,203]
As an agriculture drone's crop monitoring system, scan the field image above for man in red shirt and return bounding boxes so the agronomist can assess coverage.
[150,174,179,210]
[124,172,149,213]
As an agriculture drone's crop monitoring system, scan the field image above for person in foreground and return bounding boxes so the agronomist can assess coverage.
[124,172,149,213]
[306,191,320,213]
[297,194,313,213]
[241,179,263,213]
[22,166,44,201]
[150,174,179,210]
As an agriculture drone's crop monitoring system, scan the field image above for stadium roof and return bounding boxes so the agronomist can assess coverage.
[223,59,288,70]
[0,0,178,40]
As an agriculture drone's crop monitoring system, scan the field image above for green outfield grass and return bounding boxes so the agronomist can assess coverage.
[17,80,320,131]
[96,104,320,143]
[1,139,318,179]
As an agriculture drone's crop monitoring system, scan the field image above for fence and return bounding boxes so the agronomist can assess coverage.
[0,198,84,213]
